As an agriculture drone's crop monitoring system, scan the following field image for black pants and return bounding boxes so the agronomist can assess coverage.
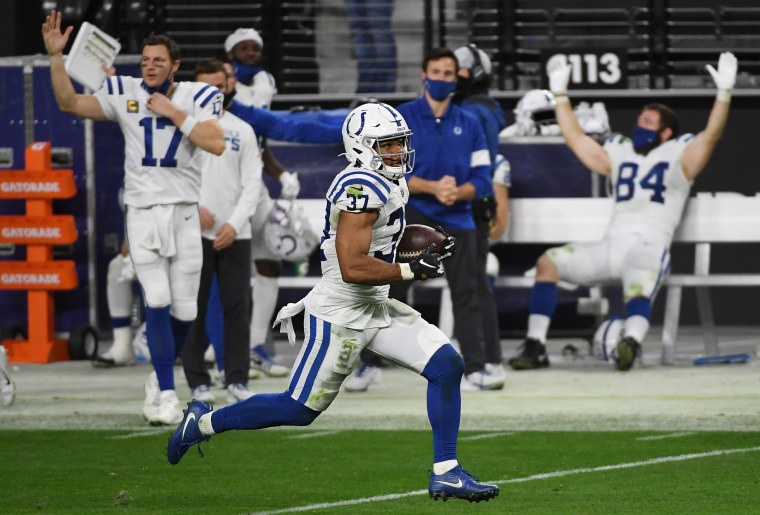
[475,215,503,365]
[381,207,491,374]
[183,237,252,388]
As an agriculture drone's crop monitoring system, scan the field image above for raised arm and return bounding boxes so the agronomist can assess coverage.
[547,56,611,176]
[680,52,737,181]
[42,11,107,120]
[227,101,342,144]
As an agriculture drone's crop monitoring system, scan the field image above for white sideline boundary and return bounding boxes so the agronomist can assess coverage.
[251,445,760,515]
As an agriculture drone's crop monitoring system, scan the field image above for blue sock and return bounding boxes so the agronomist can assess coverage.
[211,392,319,433]
[170,316,192,359]
[205,275,225,369]
[421,345,464,463]
[626,297,651,319]
[145,306,175,391]
[530,281,558,316]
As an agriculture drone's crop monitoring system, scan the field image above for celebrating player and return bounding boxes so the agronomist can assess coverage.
[43,11,225,424]
[168,102,499,503]
[508,52,737,372]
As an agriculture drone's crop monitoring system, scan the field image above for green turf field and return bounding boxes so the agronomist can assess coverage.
[3,429,759,513]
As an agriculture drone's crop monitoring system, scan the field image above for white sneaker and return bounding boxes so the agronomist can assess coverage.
[149,390,183,426]
[485,362,507,382]
[226,383,254,403]
[0,346,15,407]
[142,371,160,421]
[462,369,505,391]
[92,327,135,367]
[343,365,382,392]
[191,384,216,403]
[250,345,290,378]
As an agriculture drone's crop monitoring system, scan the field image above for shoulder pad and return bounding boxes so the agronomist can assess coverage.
[327,169,392,212]
[192,83,222,109]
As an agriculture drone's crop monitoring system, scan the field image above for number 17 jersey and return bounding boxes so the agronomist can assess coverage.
[94,76,223,208]
[604,134,694,245]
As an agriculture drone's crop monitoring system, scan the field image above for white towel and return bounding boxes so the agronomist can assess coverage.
[272,298,306,346]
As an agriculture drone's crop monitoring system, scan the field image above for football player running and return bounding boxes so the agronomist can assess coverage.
[508,52,737,372]
[168,102,499,503]
[43,11,225,424]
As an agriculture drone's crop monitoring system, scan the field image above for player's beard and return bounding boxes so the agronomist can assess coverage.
[223,89,237,109]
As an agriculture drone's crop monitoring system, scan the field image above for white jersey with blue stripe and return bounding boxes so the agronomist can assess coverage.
[304,165,408,330]
[94,76,223,208]
[603,133,694,245]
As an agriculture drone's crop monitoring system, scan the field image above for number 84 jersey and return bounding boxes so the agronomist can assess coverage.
[604,133,694,245]
[94,76,223,208]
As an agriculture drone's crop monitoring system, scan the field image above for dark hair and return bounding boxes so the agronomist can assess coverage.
[141,35,181,62]
[194,58,227,77]
[422,47,458,72]
[644,103,680,137]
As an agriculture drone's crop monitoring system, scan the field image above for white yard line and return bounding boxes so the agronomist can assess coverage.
[460,431,515,441]
[284,430,342,440]
[636,432,696,441]
[107,429,166,440]
[251,445,760,515]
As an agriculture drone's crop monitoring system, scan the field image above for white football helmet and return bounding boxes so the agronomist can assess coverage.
[591,317,624,362]
[263,201,318,261]
[342,102,415,180]
[514,89,560,136]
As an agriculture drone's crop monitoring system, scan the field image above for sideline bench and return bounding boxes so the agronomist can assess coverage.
[278,192,760,365]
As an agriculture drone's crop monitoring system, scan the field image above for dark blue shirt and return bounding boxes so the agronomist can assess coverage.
[397,97,491,230]
[460,94,507,179]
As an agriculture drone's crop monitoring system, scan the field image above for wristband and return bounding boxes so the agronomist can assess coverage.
[716,89,731,102]
[399,263,415,281]
[180,115,198,136]
[554,95,570,104]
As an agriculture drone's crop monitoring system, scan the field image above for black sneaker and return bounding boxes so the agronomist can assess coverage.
[615,336,641,371]
[508,338,550,370]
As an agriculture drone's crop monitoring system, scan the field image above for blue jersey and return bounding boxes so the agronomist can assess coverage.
[460,94,507,182]
[227,100,342,145]
[397,97,491,230]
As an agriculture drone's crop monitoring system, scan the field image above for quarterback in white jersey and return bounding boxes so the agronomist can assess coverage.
[508,51,737,372]
[43,11,225,425]
[167,103,499,503]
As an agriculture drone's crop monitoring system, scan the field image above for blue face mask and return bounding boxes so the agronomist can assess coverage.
[141,79,172,95]
[631,125,659,152]
[424,78,457,101]
[233,60,262,84]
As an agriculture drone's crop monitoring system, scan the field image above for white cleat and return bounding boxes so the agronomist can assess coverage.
[149,390,183,426]
[484,362,507,382]
[226,383,254,403]
[461,369,505,391]
[191,384,216,403]
[343,364,382,393]
[250,345,290,378]
[142,371,160,421]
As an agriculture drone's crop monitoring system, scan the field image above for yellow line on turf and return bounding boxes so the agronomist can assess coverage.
[250,445,760,514]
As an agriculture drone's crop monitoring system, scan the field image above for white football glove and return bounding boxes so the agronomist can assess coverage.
[547,54,572,95]
[705,51,737,91]
[279,170,300,200]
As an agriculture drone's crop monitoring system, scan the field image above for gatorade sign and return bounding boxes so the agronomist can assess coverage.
[0,216,77,244]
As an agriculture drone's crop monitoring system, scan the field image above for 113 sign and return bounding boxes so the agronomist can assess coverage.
[541,49,628,89]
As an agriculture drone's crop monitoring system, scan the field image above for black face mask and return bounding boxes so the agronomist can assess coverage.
[223,89,237,109]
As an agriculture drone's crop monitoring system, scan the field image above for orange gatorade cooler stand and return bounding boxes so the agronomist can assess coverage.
[0,142,79,363]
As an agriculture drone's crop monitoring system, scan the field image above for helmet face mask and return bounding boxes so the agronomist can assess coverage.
[342,102,415,180]
[263,201,318,261]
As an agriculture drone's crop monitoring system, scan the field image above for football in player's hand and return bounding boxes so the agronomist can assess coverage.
[395,224,445,263]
